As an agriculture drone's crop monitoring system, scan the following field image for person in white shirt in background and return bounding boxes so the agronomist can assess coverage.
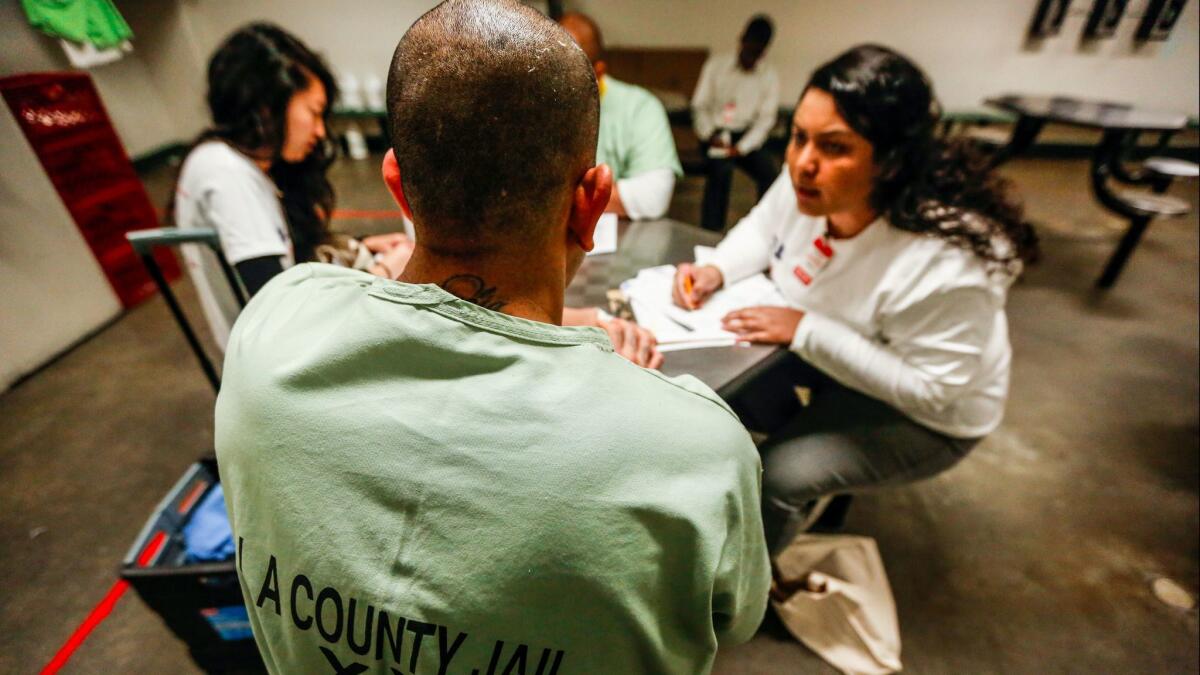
[673,44,1039,550]
[692,15,781,233]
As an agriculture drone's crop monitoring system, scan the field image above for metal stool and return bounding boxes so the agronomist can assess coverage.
[1144,156,1200,191]
[1090,132,1194,289]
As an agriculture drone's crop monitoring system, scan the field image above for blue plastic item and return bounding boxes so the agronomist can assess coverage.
[182,484,235,562]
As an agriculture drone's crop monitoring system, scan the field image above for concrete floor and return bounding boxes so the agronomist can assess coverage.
[1,151,1197,674]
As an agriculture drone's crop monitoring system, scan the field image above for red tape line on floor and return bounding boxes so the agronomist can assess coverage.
[330,208,406,219]
[41,531,169,673]
[40,580,130,674]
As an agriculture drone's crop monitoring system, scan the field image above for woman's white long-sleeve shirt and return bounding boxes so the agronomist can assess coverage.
[708,170,1014,439]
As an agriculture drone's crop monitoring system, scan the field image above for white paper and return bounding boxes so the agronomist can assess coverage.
[588,213,619,256]
[621,264,788,351]
[628,296,735,347]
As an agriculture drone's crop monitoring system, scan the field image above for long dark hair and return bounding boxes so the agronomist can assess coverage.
[805,45,1038,271]
[175,23,339,262]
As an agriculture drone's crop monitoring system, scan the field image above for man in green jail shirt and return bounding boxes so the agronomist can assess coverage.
[560,11,683,220]
[215,1,770,674]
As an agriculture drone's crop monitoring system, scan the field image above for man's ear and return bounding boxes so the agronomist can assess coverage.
[381,149,414,220]
[568,163,613,252]
[594,60,608,82]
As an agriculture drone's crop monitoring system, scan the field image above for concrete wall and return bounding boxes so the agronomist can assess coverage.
[571,0,1200,115]
[179,0,1200,118]
[0,0,180,157]
[0,0,143,391]
[178,0,441,89]
[6,0,1196,155]
[118,0,210,143]
[0,105,122,391]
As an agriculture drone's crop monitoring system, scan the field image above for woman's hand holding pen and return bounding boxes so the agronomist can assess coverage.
[672,263,723,310]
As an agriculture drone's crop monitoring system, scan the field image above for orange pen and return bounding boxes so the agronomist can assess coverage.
[682,272,695,309]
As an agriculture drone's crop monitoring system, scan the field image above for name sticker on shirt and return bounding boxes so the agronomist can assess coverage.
[793,236,834,286]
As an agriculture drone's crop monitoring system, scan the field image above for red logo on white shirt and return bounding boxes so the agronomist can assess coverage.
[793,237,834,286]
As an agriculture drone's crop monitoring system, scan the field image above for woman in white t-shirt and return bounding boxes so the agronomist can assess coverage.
[673,45,1038,548]
[173,24,412,350]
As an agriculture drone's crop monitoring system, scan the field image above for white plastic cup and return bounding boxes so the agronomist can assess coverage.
[363,74,385,111]
[338,74,364,110]
[345,124,369,160]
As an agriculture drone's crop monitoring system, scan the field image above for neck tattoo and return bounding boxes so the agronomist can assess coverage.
[440,274,507,311]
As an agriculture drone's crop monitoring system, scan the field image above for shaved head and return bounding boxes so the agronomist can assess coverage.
[558,12,604,64]
[387,0,598,250]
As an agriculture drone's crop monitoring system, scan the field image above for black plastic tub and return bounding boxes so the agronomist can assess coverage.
[120,458,262,673]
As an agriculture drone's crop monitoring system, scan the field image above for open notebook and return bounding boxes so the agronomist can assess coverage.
[620,247,788,352]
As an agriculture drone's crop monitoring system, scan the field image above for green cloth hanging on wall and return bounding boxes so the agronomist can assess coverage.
[21,0,134,50]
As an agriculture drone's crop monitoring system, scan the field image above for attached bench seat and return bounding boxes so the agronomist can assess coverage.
[1113,190,1191,218]
[1144,156,1200,179]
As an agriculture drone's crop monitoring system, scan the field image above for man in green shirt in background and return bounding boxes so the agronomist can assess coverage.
[560,12,683,221]
[216,1,769,673]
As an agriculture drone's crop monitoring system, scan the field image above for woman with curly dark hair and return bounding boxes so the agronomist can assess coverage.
[672,44,1038,549]
[174,23,411,349]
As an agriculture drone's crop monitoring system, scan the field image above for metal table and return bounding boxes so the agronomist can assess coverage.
[984,94,1189,163]
[984,94,1192,287]
[566,218,807,430]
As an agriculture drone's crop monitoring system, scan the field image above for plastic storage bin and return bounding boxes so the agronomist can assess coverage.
[120,458,262,673]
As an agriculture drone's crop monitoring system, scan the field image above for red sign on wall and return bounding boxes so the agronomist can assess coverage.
[1,72,179,308]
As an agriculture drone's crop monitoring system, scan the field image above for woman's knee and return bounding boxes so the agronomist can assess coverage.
[760,435,857,508]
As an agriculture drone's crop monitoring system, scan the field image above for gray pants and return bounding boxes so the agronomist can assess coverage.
[759,376,979,551]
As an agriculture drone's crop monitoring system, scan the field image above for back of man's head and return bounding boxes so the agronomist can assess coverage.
[387,0,598,251]
[558,12,605,64]
[743,15,774,46]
